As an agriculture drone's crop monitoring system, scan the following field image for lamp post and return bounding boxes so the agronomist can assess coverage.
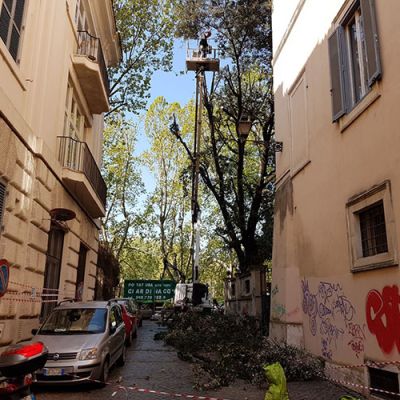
[238,115,271,335]
[238,116,252,140]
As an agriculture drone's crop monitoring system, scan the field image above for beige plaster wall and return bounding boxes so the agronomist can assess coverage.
[272,0,400,379]
[0,0,118,346]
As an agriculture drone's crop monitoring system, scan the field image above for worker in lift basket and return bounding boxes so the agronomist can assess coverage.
[199,31,212,58]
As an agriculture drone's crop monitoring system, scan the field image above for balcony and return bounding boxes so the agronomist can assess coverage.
[58,136,106,218]
[73,31,110,114]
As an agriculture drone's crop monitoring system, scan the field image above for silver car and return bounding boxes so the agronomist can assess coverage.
[32,300,126,385]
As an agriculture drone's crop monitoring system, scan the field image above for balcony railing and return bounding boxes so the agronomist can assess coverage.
[77,30,110,97]
[58,136,107,208]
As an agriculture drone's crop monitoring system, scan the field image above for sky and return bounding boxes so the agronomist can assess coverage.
[133,40,198,195]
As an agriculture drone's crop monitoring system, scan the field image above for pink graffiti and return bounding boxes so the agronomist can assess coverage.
[348,339,364,358]
[346,322,366,358]
[366,286,400,354]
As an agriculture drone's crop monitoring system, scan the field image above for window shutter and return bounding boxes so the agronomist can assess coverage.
[328,27,348,122]
[361,0,381,86]
[0,182,6,232]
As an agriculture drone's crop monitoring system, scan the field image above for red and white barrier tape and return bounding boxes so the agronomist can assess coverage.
[325,375,400,397]
[59,369,400,399]
[329,359,400,370]
[1,296,59,303]
[65,374,233,400]
[9,280,75,295]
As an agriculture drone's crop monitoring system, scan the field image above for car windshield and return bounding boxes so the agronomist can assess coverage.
[39,308,107,334]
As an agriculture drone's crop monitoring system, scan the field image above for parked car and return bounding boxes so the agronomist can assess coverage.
[32,300,126,385]
[114,298,143,327]
[110,299,138,345]
[139,304,153,320]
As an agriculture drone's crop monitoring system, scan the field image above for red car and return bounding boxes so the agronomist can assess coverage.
[112,299,138,346]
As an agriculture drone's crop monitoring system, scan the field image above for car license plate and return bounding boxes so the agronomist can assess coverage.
[43,368,64,376]
[22,394,36,400]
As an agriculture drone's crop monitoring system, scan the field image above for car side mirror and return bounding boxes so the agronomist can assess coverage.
[31,329,38,335]
[109,321,117,335]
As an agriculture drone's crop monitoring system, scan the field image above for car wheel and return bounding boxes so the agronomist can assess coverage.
[117,345,126,367]
[99,358,109,386]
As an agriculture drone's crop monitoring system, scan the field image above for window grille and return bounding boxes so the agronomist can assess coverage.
[369,367,399,400]
[359,201,388,257]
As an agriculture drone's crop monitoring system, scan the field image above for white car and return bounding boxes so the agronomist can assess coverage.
[32,300,126,385]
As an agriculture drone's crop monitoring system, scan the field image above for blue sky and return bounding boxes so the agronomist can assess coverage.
[134,40,197,195]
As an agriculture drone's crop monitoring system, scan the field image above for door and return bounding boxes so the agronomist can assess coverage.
[75,243,88,301]
[41,223,65,320]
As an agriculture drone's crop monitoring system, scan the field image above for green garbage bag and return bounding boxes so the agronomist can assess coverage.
[264,362,289,400]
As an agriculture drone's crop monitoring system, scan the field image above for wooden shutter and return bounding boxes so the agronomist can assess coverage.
[0,181,6,233]
[361,0,381,86]
[328,27,348,122]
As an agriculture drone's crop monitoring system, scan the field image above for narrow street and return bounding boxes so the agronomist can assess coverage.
[35,320,363,400]
[35,320,265,400]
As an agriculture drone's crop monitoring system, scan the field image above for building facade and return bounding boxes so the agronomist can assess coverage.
[0,0,120,348]
[272,0,400,394]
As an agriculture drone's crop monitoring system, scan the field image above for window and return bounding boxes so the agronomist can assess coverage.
[61,83,85,169]
[64,83,85,140]
[0,0,26,61]
[368,367,399,400]
[346,181,397,272]
[359,201,388,257]
[328,0,381,121]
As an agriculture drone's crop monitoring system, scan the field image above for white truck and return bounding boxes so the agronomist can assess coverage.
[173,282,213,312]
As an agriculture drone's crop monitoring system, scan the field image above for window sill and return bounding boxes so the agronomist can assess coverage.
[339,83,381,133]
[351,257,398,273]
[0,40,26,91]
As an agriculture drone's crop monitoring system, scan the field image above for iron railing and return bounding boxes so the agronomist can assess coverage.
[77,30,110,97]
[58,136,107,208]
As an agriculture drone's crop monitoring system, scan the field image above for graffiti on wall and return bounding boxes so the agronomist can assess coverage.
[366,285,400,354]
[302,279,365,359]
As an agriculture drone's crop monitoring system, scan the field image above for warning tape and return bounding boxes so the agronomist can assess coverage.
[325,374,400,397]
[9,281,75,295]
[62,374,233,400]
[1,296,59,303]
[328,359,400,370]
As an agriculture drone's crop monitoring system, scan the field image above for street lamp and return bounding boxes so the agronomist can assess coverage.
[238,116,252,140]
[238,116,283,152]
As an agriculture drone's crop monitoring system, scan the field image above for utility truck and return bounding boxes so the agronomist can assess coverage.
[173,282,213,312]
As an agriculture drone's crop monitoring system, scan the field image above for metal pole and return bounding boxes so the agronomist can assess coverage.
[191,70,204,283]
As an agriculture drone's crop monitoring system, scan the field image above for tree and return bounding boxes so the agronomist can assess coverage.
[109,0,176,115]
[143,97,195,281]
[172,0,274,274]
[101,116,144,262]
